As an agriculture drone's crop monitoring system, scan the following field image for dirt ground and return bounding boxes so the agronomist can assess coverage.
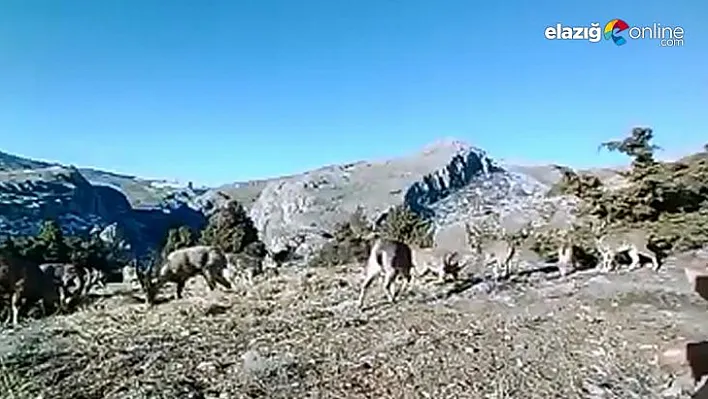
[2,252,708,399]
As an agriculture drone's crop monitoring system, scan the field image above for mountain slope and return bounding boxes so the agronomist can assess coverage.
[0,142,621,259]
[245,139,564,258]
[0,150,199,207]
[0,152,206,254]
[0,151,53,171]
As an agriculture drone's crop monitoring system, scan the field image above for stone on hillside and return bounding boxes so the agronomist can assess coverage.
[433,222,469,252]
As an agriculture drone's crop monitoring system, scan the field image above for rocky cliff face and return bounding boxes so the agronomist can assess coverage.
[0,166,110,234]
[248,139,574,260]
[402,140,504,217]
[0,160,206,255]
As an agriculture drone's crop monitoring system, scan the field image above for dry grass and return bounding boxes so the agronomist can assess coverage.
[1,256,706,399]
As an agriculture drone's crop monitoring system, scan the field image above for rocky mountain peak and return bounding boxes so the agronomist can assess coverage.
[247,139,558,260]
[420,137,471,155]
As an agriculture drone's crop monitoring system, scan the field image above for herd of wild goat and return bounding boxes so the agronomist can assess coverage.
[0,244,266,326]
[2,212,707,393]
[0,213,668,327]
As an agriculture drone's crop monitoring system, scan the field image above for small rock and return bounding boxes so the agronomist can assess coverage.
[660,382,683,398]
[196,361,217,373]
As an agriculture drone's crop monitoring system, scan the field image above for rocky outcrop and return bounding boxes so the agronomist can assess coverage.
[0,164,206,255]
[249,139,575,260]
[0,166,110,234]
[403,141,503,216]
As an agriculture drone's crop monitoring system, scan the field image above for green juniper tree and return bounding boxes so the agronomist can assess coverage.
[162,225,197,257]
[36,219,70,263]
[199,199,262,255]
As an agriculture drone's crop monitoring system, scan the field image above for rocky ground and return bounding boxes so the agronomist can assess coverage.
[2,251,707,399]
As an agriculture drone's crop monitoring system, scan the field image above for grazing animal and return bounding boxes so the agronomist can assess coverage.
[0,254,60,326]
[592,221,660,272]
[358,236,414,308]
[38,263,86,310]
[466,223,516,280]
[413,247,463,282]
[138,245,232,305]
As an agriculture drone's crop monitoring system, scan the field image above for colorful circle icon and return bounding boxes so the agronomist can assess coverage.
[604,19,630,45]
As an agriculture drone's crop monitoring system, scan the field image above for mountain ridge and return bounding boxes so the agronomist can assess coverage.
[0,139,614,259]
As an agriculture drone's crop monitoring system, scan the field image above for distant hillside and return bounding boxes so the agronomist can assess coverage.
[4,140,706,263]
[210,161,632,216]
[0,151,53,171]
[0,151,196,207]
[679,150,708,164]
[76,167,189,208]
[0,147,637,213]
[205,179,276,210]
[0,150,211,255]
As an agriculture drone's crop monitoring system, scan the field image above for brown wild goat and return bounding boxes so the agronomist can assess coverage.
[138,245,233,305]
[466,223,517,280]
[358,236,414,309]
[591,220,660,272]
[0,254,61,326]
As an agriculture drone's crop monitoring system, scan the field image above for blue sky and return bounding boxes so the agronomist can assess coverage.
[1,0,705,186]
